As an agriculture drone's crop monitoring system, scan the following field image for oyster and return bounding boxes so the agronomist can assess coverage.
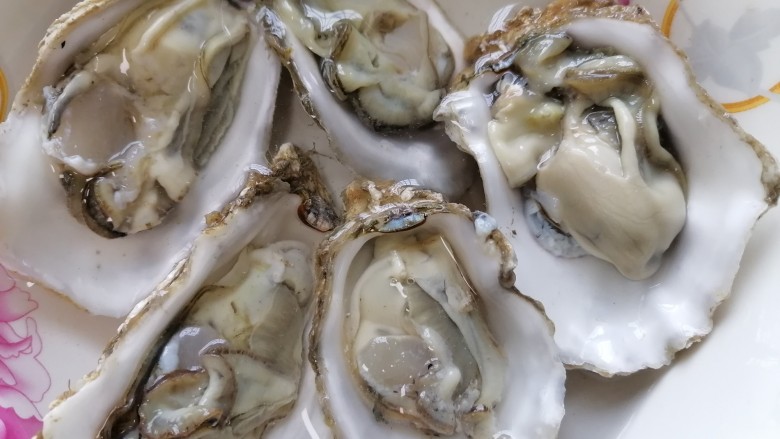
[39,145,337,438]
[262,0,477,198]
[435,0,780,374]
[0,0,281,317]
[311,181,566,438]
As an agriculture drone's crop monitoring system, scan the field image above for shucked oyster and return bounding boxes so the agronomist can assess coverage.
[435,0,780,374]
[0,0,281,316]
[39,145,337,438]
[262,0,477,198]
[312,181,565,438]
[488,43,687,280]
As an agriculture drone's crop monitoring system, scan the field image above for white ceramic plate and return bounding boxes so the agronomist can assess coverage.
[0,0,778,438]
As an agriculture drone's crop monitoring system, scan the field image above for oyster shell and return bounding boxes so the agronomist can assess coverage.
[0,0,281,317]
[434,0,780,375]
[39,145,337,438]
[311,181,566,438]
[261,0,477,198]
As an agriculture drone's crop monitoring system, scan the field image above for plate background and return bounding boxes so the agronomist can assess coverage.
[0,0,778,438]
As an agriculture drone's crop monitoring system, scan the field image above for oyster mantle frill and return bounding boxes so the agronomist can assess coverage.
[43,0,252,237]
[311,181,566,438]
[434,0,780,375]
[0,0,282,317]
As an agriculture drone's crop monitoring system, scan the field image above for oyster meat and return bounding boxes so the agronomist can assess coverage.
[269,0,454,130]
[312,181,565,438]
[39,145,337,438]
[435,0,780,374]
[262,0,477,198]
[487,40,687,280]
[44,0,251,236]
[0,0,281,317]
[113,242,313,438]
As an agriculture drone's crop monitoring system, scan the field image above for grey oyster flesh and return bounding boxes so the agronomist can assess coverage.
[347,232,506,435]
[43,0,251,237]
[271,0,454,130]
[107,242,313,438]
[486,32,687,280]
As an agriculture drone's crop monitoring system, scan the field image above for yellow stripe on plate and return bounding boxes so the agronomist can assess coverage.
[722,95,771,113]
[661,0,679,37]
[0,68,8,122]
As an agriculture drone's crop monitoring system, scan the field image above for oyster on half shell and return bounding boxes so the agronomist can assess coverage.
[0,0,281,317]
[311,181,565,438]
[435,0,780,375]
[262,0,477,198]
[39,145,337,438]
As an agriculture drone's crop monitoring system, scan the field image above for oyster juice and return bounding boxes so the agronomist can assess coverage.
[111,242,314,438]
[348,232,506,435]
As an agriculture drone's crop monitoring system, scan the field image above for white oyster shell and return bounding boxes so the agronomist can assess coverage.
[311,181,565,438]
[0,0,281,317]
[39,167,332,438]
[435,0,780,375]
[261,0,477,199]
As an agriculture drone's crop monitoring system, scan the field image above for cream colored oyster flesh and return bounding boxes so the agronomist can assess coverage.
[117,242,313,438]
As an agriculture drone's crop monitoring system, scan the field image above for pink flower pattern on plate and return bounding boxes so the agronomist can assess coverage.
[0,266,50,439]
